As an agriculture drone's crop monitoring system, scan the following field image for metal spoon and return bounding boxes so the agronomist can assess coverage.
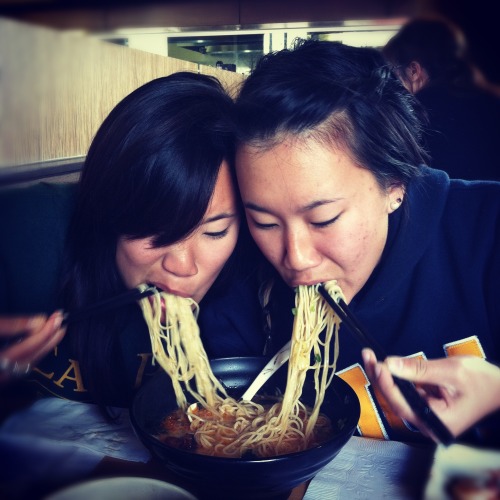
[240,340,291,401]
[187,340,291,420]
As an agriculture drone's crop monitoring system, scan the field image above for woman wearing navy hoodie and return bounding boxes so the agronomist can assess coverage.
[230,39,500,447]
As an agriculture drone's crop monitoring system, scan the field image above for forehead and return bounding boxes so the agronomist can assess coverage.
[237,136,354,185]
[235,135,385,208]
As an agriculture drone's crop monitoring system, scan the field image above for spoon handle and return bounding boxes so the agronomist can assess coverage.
[240,340,292,401]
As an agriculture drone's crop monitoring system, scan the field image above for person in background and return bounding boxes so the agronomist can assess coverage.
[233,38,500,446]
[362,348,500,442]
[383,16,500,181]
[0,72,262,412]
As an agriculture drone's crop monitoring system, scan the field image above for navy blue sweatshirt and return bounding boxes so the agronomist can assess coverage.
[201,166,500,446]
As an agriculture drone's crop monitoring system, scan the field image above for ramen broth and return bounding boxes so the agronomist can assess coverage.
[155,399,335,458]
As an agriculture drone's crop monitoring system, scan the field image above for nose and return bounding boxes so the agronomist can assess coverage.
[283,227,321,273]
[161,242,198,277]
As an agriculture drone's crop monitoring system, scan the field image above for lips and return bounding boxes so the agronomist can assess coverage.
[288,278,328,288]
[148,283,191,299]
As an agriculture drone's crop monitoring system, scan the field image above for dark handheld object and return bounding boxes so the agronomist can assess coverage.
[62,285,157,326]
[318,284,454,446]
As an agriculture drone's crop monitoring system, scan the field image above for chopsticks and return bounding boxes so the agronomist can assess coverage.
[318,284,454,446]
[62,285,158,326]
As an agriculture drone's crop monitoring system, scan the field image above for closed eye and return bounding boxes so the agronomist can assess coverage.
[252,220,278,230]
[311,214,341,228]
[204,228,229,239]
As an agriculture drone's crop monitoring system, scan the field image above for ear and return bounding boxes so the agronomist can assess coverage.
[404,61,429,93]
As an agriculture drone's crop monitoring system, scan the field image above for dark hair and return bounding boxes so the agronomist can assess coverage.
[383,17,475,90]
[235,39,426,190]
[61,72,237,408]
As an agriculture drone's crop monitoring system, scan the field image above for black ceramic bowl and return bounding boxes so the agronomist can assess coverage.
[130,357,360,500]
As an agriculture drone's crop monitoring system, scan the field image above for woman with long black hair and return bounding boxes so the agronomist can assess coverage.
[0,72,261,410]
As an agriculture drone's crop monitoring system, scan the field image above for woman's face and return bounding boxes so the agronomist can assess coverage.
[116,160,240,304]
[236,136,403,303]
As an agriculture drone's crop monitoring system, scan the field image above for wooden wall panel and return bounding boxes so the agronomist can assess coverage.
[0,16,244,170]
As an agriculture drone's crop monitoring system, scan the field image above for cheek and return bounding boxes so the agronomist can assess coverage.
[116,243,137,285]
[207,233,239,275]
[116,240,159,286]
[342,218,386,273]
[319,222,372,270]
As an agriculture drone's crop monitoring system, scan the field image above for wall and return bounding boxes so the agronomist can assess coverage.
[2,0,497,85]
[0,16,244,178]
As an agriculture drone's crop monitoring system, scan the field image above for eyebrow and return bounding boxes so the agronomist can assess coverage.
[203,212,238,224]
[245,199,342,215]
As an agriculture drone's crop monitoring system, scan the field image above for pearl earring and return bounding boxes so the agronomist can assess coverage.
[390,197,402,211]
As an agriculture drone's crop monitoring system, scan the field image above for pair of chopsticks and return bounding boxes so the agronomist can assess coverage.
[318,284,454,446]
[62,285,158,326]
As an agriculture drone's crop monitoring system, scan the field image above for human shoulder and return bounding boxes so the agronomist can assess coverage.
[415,166,500,203]
[447,178,500,206]
[407,169,500,240]
[442,179,500,254]
[441,179,500,226]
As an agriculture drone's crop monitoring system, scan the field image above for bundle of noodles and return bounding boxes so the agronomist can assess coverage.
[292,281,344,440]
[140,281,345,458]
[138,289,228,411]
[208,281,344,457]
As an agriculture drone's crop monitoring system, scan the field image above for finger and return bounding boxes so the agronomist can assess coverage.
[387,356,464,408]
[380,360,453,442]
[386,356,464,401]
[378,372,436,441]
[0,315,46,336]
[361,348,378,379]
[385,356,430,381]
[361,348,377,365]
[374,362,417,422]
[0,312,64,366]
[30,315,66,365]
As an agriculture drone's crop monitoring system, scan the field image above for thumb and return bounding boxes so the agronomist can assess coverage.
[385,356,436,383]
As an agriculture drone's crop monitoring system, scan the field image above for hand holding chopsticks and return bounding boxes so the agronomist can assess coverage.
[1,285,158,379]
[318,284,454,446]
[0,312,65,378]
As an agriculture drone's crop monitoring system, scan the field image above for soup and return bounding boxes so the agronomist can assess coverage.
[155,396,335,459]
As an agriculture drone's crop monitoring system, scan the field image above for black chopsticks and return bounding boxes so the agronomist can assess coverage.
[62,285,157,326]
[318,284,454,446]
